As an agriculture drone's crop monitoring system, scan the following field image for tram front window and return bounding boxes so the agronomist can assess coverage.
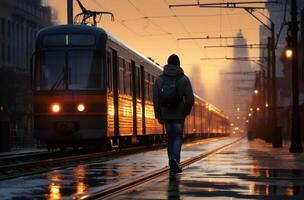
[68,51,102,90]
[35,50,103,91]
[36,51,65,90]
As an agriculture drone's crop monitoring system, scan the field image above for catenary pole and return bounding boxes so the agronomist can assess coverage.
[289,0,303,153]
[67,0,73,24]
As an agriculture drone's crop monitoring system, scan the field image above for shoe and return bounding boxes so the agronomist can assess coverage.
[169,159,182,173]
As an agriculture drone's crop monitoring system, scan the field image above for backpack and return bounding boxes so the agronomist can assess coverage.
[159,74,184,108]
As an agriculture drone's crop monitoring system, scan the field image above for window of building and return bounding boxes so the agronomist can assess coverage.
[1,18,5,36]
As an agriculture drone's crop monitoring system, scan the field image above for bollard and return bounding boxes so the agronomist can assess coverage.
[275,126,283,148]
[0,120,11,152]
[247,130,253,141]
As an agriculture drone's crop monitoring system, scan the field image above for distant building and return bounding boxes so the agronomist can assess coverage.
[265,0,304,77]
[265,1,304,139]
[219,30,255,131]
[190,66,203,97]
[0,0,52,70]
[266,1,304,105]
[0,0,52,148]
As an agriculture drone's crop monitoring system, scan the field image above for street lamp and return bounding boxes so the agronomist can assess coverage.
[285,48,293,59]
[284,33,293,60]
[254,89,259,95]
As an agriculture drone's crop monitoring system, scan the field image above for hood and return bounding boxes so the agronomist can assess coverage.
[163,64,184,77]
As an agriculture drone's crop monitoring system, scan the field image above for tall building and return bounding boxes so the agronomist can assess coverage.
[0,0,52,148]
[220,30,255,132]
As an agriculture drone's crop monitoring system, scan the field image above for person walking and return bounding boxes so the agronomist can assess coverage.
[153,54,194,173]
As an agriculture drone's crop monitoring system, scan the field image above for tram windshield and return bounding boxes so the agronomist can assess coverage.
[35,50,103,90]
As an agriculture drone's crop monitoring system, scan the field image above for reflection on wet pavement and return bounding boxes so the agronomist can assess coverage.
[0,137,238,199]
[113,139,304,200]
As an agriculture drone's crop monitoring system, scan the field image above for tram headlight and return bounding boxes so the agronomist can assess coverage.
[77,104,85,112]
[51,103,61,113]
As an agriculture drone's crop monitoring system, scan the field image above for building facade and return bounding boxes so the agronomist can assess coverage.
[0,0,52,148]
[264,1,304,139]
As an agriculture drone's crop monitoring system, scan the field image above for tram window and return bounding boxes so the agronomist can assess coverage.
[68,50,102,89]
[37,51,66,90]
[121,60,127,94]
[43,34,95,46]
[43,35,65,46]
[69,34,95,46]
[106,51,112,92]
[124,61,131,95]
[118,57,124,94]
[137,67,141,98]
[145,72,150,101]
[149,77,153,101]
[129,60,134,95]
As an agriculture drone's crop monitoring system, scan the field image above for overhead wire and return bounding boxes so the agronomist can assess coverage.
[127,0,174,36]
[119,10,288,22]
[92,0,146,36]
[163,0,210,60]
[275,0,288,47]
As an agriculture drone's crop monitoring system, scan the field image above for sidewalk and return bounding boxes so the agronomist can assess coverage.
[114,138,304,200]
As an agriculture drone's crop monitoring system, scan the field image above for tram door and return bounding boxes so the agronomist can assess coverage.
[131,60,137,135]
[140,65,146,135]
[112,49,119,144]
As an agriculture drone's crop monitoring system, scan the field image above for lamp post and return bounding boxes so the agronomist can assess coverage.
[289,0,303,153]
[270,22,282,148]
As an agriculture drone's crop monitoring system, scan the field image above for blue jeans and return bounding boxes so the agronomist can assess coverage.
[165,120,184,163]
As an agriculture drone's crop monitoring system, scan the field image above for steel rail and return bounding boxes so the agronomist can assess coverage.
[85,137,244,200]
[0,137,223,181]
[0,144,164,181]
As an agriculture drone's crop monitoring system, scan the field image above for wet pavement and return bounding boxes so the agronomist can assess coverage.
[0,136,239,199]
[113,138,304,200]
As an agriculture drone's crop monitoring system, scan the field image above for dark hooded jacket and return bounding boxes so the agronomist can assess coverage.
[153,64,194,121]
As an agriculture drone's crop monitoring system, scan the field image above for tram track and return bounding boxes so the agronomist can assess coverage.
[84,137,244,200]
[0,151,68,167]
[0,137,224,181]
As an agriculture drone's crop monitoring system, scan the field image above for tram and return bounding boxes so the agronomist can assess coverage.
[31,24,230,149]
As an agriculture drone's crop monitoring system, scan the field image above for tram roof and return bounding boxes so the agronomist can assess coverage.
[37,24,107,38]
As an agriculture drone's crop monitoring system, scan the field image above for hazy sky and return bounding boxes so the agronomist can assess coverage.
[47,0,285,106]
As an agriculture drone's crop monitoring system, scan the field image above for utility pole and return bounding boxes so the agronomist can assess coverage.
[270,22,282,147]
[266,37,272,143]
[67,0,73,24]
[289,0,303,153]
[242,9,281,147]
